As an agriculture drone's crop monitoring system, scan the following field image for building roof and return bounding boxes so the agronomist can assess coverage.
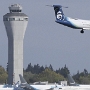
[3,13,28,17]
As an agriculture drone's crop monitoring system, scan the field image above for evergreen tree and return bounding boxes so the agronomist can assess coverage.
[60,65,70,78]
[56,68,61,74]
[26,63,33,73]
[84,69,88,76]
[33,64,40,74]
[39,66,45,73]
[49,64,53,71]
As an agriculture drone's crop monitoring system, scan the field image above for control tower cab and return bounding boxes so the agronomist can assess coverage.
[3,4,28,85]
[9,4,22,13]
[4,4,28,22]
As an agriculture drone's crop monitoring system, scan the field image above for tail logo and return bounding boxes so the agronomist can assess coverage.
[57,11,62,20]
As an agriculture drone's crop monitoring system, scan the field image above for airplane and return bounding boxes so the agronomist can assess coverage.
[67,74,90,87]
[18,74,90,90]
[19,74,62,90]
[47,5,90,33]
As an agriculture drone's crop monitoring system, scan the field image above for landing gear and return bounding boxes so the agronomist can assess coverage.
[80,29,84,33]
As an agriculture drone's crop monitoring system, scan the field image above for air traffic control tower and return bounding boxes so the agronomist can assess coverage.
[3,4,28,85]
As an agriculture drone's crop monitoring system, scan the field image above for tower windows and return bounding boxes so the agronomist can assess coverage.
[24,18,28,21]
[3,17,28,21]
[10,10,22,13]
[3,18,8,21]
[9,18,15,21]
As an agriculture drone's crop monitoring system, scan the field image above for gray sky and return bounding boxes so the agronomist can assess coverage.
[0,0,90,75]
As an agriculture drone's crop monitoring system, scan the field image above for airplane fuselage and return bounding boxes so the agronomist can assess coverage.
[25,85,90,90]
[56,17,90,30]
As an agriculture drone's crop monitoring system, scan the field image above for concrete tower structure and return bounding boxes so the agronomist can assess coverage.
[3,4,28,85]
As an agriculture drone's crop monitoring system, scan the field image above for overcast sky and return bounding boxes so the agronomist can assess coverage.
[0,0,90,75]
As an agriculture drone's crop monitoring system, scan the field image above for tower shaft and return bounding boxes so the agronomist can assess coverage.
[8,40,23,84]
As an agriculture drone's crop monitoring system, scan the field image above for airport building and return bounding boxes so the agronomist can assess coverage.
[3,4,28,85]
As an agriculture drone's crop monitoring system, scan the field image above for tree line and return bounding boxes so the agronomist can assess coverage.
[0,63,90,84]
[25,63,69,78]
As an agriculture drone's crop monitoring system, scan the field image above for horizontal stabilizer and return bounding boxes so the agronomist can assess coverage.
[53,5,68,8]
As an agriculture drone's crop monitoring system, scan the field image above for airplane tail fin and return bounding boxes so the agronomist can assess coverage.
[19,74,36,90]
[19,74,27,84]
[53,5,67,20]
[67,74,78,86]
